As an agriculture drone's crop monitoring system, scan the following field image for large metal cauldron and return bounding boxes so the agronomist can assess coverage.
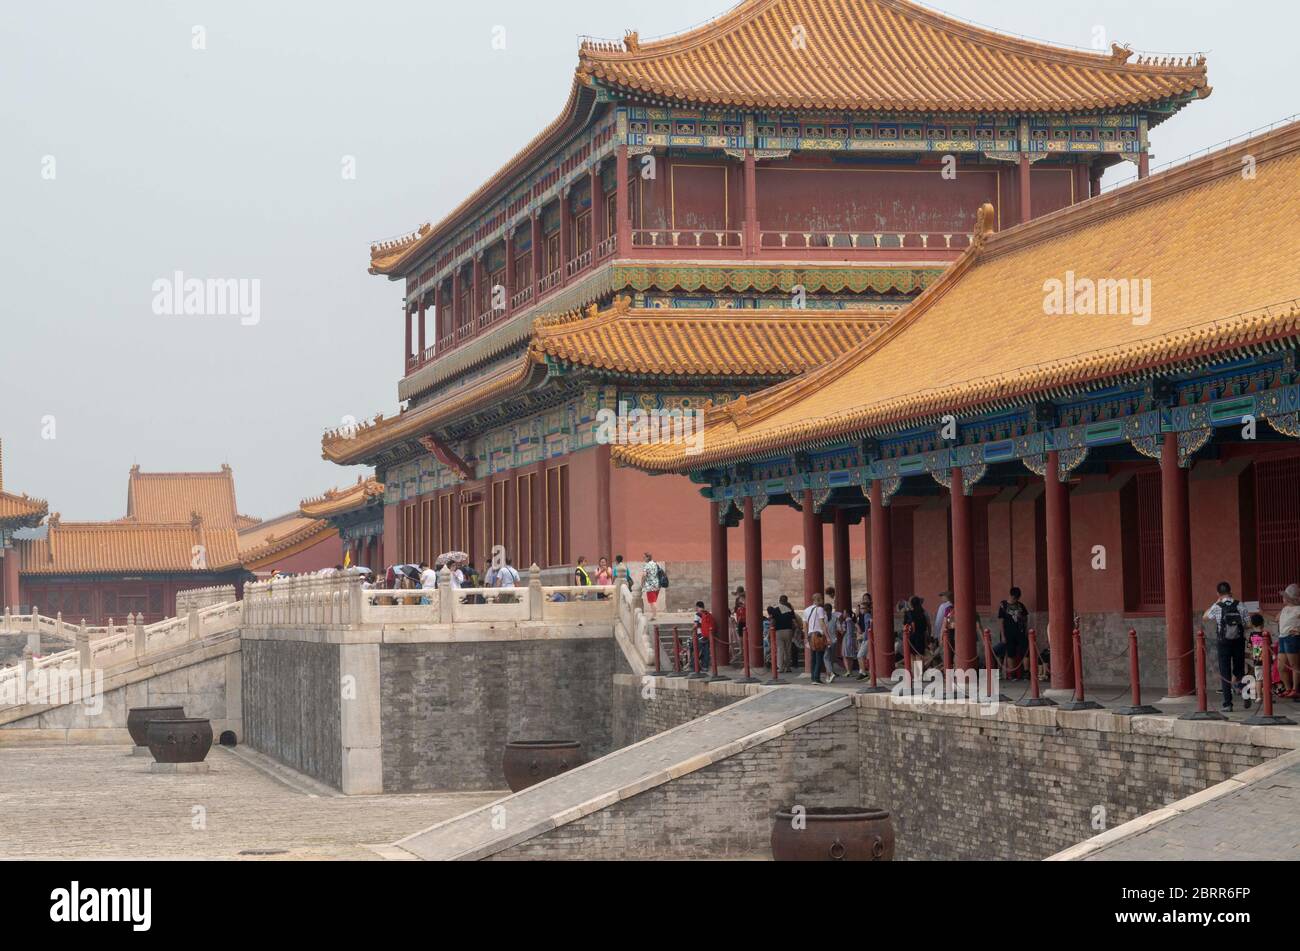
[126,706,186,747]
[146,718,213,764]
[771,807,895,861]
[502,740,584,792]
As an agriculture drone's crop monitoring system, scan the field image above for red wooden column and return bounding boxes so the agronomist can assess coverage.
[451,268,462,338]
[710,501,730,666]
[417,297,426,360]
[1044,450,1076,690]
[1161,431,1194,696]
[742,497,764,678]
[471,255,483,329]
[1,550,20,611]
[590,164,603,251]
[403,304,413,364]
[743,149,758,256]
[432,284,443,351]
[560,187,572,287]
[616,144,631,254]
[832,507,850,611]
[531,212,544,294]
[801,489,825,603]
[1019,155,1033,224]
[950,469,977,669]
[504,232,516,318]
[869,481,894,679]
[1139,152,1151,180]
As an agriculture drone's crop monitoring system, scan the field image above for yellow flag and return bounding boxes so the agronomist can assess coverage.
[344,548,352,569]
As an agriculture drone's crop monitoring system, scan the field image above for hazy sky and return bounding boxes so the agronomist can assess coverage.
[1,0,1291,521]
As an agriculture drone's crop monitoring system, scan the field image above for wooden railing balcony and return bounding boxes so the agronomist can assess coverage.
[632,229,743,250]
[759,230,973,251]
[538,268,563,295]
[566,249,593,278]
[510,284,535,311]
[477,308,503,331]
[595,234,618,261]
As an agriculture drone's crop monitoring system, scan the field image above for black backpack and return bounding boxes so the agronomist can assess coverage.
[1217,600,1244,641]
[658,563,670,589]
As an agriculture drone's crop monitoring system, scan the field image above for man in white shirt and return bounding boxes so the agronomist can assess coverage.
[802,593,829,685]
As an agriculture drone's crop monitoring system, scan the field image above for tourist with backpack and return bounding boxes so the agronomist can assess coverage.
[1204,581,1249,712]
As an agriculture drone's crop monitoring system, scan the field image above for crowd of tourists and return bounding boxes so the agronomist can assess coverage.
[681,576,1300,702]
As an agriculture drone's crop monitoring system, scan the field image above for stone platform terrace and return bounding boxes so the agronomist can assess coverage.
[0,744,499,860]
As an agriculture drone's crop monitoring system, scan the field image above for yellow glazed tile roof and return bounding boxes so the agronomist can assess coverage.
[579,0,1209,113]
[299,477,386,519]
[615,120,1300,472]
[19,516,242,577]
[125,465,247,529]
[371,0,1208,278]
[322,300,892,465]
[237,513,336,569]
[0,492,47,527]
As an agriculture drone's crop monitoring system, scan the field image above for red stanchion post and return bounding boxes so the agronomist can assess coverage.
[942,634,953,701]
[1017,629,1054,707]
[981,627,996,700]
[671,625,682,676]
[1060,627,1101,711]
[654,624,663,675]
[1180,630,1222,720]
[1245,631,1297,726]
[1117,628,1160,716]
[903,624,915,697]
[857,622,890,695]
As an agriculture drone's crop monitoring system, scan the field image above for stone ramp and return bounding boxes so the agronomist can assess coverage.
[1050,748,1300,861]
[394,686,849,861]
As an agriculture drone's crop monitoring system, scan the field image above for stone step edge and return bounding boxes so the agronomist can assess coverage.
[1046,747,1300,861]
[395,688,851,862]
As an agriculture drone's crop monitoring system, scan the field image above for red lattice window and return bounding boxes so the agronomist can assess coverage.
[1256,456,1300,607]
[1135,471,1165,610]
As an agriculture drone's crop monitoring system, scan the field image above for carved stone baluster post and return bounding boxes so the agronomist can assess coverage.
[529,563,544,621]
[439,566,454,624]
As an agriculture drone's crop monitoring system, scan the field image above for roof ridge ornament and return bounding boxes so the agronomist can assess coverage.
[1110,43,1133,64]
[623,31,640,53]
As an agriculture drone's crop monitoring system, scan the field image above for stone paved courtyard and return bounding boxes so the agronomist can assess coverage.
[0,745,500,860]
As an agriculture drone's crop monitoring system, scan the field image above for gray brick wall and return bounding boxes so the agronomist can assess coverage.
[611,679,734,748]
[856,707,1273,860]
[242,640,341,789]
[494,688,1279,861]
[380,639,617,792]
[491,709,862,860]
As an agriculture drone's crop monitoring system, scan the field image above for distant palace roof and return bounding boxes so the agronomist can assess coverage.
[19,515,242,577]
[370,0,1209,277]
[126,465,259,530]
[0,441,48,530]
[300,478,386,519]
[322,301,893,465]
[615,120,1300,472]
[238,512,336,569]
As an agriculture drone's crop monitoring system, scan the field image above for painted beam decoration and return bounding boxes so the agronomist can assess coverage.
[703,379,1300,505]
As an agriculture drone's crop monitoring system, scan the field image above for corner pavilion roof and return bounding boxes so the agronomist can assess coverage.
[614,120,1300,473]
[126,465,259,530]
[300,477,387,520]
[321,301,893,466]
[0,440,48,529]
[369,0,1209,277]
